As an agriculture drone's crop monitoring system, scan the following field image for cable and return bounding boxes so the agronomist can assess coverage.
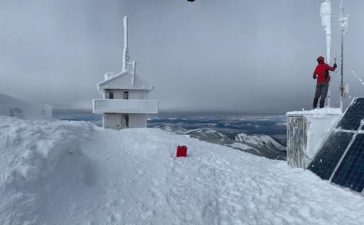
[351,70,364,86]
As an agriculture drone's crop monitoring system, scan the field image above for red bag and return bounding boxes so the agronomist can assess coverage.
[176,145,187,157]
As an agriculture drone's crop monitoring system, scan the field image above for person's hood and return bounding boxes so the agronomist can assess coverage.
[317,56,325,64]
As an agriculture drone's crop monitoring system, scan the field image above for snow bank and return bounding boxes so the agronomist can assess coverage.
[0,116,93,224]
[0,116,363,225]
[0,93,52,120]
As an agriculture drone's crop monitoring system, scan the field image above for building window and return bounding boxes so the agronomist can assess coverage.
[123,91,129,99]
[109,91,114,99]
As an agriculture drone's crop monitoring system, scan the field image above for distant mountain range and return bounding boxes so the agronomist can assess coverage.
[152,125,286,160]
[53,111,287,160]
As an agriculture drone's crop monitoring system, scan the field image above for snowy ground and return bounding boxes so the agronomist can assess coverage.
[0,116,363,225]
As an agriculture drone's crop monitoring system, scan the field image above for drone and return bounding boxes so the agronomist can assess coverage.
[187,0,195,2]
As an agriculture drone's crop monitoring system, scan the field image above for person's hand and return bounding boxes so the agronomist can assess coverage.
[333,63,337,68]
[313,74,317,79]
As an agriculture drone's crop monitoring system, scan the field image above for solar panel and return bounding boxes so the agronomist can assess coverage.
[336,98,364,130]
[331,134,364,192]
[308,131,354,180]
[307,98,364,193]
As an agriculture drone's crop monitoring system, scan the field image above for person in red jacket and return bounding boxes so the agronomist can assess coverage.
[312,56,337,108]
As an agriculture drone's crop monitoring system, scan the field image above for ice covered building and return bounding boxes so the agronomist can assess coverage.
[92,16,158,129]
[287,98,364,194]
[286,108,342,168]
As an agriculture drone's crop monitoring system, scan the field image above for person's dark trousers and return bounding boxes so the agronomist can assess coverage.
[313,83,329,108]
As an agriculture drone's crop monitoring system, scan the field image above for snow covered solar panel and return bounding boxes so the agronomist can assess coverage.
[331,134,364,192]
[308,131,354,180]
[336,98,364,130]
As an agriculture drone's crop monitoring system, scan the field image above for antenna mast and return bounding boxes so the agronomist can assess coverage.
[122,16,130,72]
[339,0,349,111]
[320,0,332,107]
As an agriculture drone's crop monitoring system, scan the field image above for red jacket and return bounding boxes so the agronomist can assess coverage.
[313,63,336,84]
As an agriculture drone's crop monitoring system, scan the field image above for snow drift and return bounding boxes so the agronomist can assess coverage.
[0,116,363,225]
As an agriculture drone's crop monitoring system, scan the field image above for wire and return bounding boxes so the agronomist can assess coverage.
[351,70,364,86]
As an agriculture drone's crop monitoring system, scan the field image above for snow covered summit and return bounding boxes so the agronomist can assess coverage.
[0,116,363,225]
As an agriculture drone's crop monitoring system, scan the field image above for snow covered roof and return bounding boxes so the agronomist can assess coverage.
[97,70,153,93]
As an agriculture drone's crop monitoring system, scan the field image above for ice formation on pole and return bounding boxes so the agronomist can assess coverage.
[320,0,332,64]
[339,0,349,111]
[320,0,332,107]
[340,0,349,35]
[122,16,130,72]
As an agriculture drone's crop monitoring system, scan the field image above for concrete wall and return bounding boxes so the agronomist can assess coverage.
[0,93,52,120]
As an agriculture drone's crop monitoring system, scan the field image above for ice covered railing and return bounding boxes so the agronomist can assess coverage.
[286,108,342,168]
[93,99,158,114]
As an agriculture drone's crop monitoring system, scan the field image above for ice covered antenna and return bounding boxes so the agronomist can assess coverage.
[321,0,332,64]
[122,16,130,72]
[320,0,332,107]
[339,0,349,111]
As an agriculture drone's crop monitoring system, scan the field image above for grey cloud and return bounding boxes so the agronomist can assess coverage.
[0,0,363,113]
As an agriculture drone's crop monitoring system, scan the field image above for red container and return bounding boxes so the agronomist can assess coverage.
[176,145,188,157]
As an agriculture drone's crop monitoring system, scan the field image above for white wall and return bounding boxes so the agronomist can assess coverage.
[103,113,127,129]
[0,93,52,120]
[103,113,147,129]
[129,114,147,128]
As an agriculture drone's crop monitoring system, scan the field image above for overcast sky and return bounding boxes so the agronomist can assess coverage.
[0,0,363,113]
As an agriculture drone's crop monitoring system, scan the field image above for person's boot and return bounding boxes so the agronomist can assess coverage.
[319,98,325,108]
[313,97,319,109]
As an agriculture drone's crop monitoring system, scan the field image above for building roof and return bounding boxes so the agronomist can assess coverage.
[97,70,153,94]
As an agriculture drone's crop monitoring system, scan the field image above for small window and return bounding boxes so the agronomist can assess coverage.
[123,91,129,99]
[109,92,114,99]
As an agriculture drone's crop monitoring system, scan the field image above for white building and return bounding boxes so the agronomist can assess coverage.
[92,16,158,129]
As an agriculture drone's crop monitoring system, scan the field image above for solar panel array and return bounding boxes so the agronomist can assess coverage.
[336,98,364,130]
[308,97,364,193]
[308,131,354,180]
[331,134,364,192]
